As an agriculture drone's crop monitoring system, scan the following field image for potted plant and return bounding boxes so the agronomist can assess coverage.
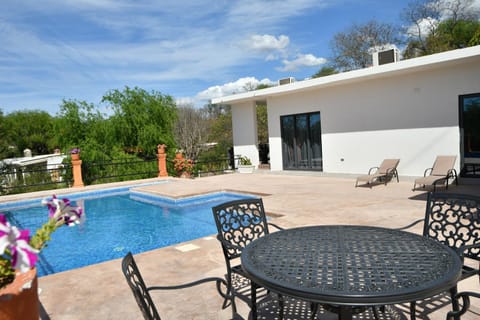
[0,196,84,319]
[70,148,81,161]
[238,156,255,173]
[173,156,194,178]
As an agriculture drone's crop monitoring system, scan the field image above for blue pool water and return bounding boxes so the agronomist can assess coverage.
[1,188,253,277]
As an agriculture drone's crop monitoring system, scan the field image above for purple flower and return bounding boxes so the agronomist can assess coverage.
[70,148,80,154]
[0,214,39,273]
[0,195,85,283]
[42,196,85,226]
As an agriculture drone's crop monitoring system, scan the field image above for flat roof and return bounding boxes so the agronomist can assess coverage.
[211,45,480,105]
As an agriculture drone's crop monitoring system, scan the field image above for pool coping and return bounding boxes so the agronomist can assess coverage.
[0,180,170,210]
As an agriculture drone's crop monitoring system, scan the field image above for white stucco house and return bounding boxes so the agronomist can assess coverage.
[0,150,67,186]
[212,46,480,180]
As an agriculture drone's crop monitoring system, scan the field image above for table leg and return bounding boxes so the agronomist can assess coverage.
[251,283,257,320]
[338,306,352,320]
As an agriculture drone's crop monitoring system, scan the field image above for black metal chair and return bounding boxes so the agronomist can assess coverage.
[121,252,228,320]
[446,291,480,320]
[398,192,480,319]
[212,198,285,319]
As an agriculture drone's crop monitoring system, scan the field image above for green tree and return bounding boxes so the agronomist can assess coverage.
[102,86,177,157]
[54,99,103,152]
[256,104,268,145]
[469,28,480,45]
[402,0,479,58]
[0,109,8,159]
[330,20,401,71]
[425,19,480,52]
[312,66,338,78]
[202,103,232,160]
[2,110,55,156]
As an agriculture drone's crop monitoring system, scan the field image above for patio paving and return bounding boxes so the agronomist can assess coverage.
[4,172,479,319]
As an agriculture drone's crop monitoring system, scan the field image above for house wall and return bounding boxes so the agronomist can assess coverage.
[265,58,480,176]
[232,101,259,166]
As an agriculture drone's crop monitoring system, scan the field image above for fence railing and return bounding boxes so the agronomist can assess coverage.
[1,164,73,195]
[193,156,238,177]
[0,154,242,195]
[82,156,158,185]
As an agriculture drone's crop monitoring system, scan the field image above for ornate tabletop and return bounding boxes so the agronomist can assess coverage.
[241,225,462,318]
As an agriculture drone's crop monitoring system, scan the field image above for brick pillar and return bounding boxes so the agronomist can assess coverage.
[157,144,168,177]
[71,154,84,187]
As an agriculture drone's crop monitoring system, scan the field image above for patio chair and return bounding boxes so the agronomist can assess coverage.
[446,291,480,320]
[355,159,400,187]
[212,198,286,319]
[396,192,480,320]
[121,252,228,320]
[213,199,379,320]
[413,155,458,192]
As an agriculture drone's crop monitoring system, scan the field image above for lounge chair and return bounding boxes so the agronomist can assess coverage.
[413,155,458,191]
[355,159,400,187]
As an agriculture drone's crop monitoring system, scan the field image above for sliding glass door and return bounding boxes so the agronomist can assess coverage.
[459,93,480,177]
[281,112,322,170]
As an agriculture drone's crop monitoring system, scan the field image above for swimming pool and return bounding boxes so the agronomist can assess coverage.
[1,187,254,277]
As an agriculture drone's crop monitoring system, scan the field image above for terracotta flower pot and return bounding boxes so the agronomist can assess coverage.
[0,268,40,320]
[71,153,80,161]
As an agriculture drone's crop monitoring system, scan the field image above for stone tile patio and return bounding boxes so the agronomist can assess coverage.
[3,172,479,319]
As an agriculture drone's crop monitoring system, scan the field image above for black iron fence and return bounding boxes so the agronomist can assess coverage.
[0,155,242,195]
[1,164,73,195]
[193,156,239,177]
[82,156,158,185]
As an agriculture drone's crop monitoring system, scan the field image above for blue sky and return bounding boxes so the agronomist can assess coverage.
[1,0,414,115]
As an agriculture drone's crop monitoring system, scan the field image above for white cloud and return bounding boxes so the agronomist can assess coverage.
[175,97,195,107]
[241,34,290,61]
[406,17,439,38]
[246,34,290,52]
[278,54,326,72]
[195,77,275,102]
[0,0,331,113]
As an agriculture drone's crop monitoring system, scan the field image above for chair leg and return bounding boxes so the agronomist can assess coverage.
[223,274,237,315]
[310,303,318,320]
[250,283,257,320]
[450,286,460,320]
[410,301,416,320]
[278,294,284,320]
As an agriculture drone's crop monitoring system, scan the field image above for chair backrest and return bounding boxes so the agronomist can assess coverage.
[430,155,456,176]
[423,192,480,262]
[212,198,269,261]
[378,159,400,174]
[121,252,161,320]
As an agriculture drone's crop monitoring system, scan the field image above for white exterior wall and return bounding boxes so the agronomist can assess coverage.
[266,57,480,176]
[232,101,259,166]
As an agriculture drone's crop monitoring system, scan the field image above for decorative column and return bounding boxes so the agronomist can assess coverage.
[71,154,84,187]
[157,144,168,177]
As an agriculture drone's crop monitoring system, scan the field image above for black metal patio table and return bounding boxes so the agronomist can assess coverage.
[241,225,462,320]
